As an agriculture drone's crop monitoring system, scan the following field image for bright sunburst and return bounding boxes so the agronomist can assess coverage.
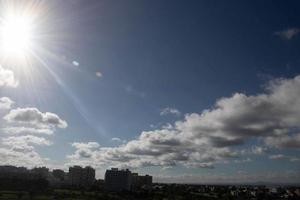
[0,0,44,66]
[0,13,33,57]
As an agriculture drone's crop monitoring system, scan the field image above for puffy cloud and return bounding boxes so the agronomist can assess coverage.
[0,65,18,87]
[69,142,100,159]
[68,130,238,169]
[68,75,300,169]
[0,135,50,167]
[0,100,65,168]
[72,142,100,149]
[160,107,181,116]
[0,97,14,110]
[274,28,300,40]
[0,147,45,167]
[4,107,68,129]
[175,75,300,149]
[0,135,51,167]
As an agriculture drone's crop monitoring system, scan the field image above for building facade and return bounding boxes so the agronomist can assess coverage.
[105,168,132,191]
[69,166,95,188]
[132,173,152,190]
[105,168,152,191]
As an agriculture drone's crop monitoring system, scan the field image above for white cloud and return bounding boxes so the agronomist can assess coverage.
[0,147,45,167]
[265,133,300,149]
[2,135,51,148]
[67,75,300,169]
[0,65,18,87]
[251,146,268,155]
[160,107,181,116]
[269,154,285,160]
[72,61,79,66]
[111,137,122,142]
[2,126,54,135]
[96,71,102,78]
[0,135,50,167]
[125,85,146,98]
[68,142,101,162]
[4,107,68,129]
[0,97,14,110]
[0,135,51,166]
[0,100,66,168]
[290,157,300,162]
[72,142,100,149]
[234,158,252,163]
[269,154,299,162]
[274,28,300,40]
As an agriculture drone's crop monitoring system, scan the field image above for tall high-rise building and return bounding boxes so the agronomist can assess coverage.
[105,168,132,191]
[105,168,152,191]
[31,167,49,179]
[52,169,65,180]
[69,166,95,188]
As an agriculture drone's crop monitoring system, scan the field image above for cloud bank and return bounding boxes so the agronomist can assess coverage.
[68,75,300,169]
[0,100,68,168]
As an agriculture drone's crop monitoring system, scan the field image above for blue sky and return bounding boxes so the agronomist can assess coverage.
[0,0,300,183]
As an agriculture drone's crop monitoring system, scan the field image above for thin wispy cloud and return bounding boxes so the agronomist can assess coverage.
[160,107,181,116]
[269,154,285,160]
[274,28,300,40]
[125,85,146,98]
[111,137,122,142]
[269,154,300,162]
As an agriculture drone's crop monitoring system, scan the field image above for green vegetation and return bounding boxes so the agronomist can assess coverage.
[0,184,299,200]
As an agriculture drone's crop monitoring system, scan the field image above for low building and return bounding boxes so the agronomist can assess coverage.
[132,173,152,190]
[0,165,29,179]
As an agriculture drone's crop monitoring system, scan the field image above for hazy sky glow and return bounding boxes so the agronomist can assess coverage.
[0,0,300,184]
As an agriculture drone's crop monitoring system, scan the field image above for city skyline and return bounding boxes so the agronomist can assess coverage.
[0,0,300,184]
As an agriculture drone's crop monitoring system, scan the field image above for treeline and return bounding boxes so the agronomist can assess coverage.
[0,177,48,191]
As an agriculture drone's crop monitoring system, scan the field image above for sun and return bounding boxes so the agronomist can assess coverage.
[0,12,34,58]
